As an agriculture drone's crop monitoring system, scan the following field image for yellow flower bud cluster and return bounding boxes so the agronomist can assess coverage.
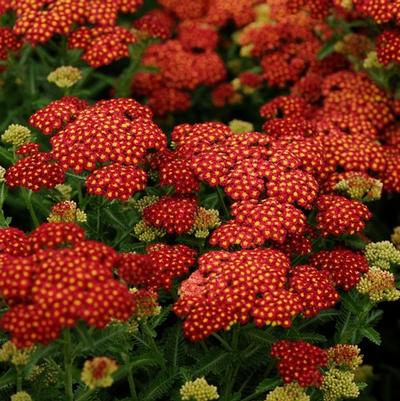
[229,119,255,134]
[47,201,87,223]
[365,241,400,270]
[0,341,34,366]
[130,195,159,213]
[189,208,221,238]
[327,345,363,371]
[321,369,359,401]
[55,184,73,200]
[180,377,219,401]
[27,364,45,381]
[11,392,33,401]
[0,166,6,183]
[47,66,82,88]
[134,219,166,242]
[81,357,118,390]
[265,383,310,401]
[2,124,32,147]
[356,267,400,302]
[335,175,382,202]
[363,51,385,69]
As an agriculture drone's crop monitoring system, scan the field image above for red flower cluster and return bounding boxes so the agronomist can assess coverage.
[7,97,167,200]
[316,195,372,237]
[310,248,370,290]
[132,40,226,115]
[271,340,328,387]
[0,27,22,70]
[118,243,196,290]
[0,223,136,347]
[376,30,400,65]
[143,196,198,234]
[133,9,174,40]
[174,248,338,341]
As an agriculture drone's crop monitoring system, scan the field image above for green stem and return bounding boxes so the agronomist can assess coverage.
[122,354,138,401]
[216,186,230,219]
[211,333,232,352]
[63,329,74,401]
[21,189,39,228]
[16,367,22,392]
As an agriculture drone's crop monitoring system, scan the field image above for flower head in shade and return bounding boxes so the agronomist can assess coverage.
[265,383,310,401]
[10,392,32,401]
[180,377,219,401]
[364,241,400,270]
[47,66,82,88]
[81,357,118,390]
[2,124,32,147]
[316,195,372,237]
[391,226,400,248]
[271,340,328,387]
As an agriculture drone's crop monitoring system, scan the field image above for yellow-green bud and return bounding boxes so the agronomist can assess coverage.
[0,166,5,182]
[47,66,82,88]
[229,119,254,134]
[265,383,310,401]
[2,124,31,147]
[11,392,33,401]
[391,226,400,249]
[321,368,359,401]
[365,241,400,270]
[55,184,72,200]
[180,377,219,401]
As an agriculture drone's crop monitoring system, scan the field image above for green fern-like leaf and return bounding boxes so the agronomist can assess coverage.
[139,369,179,401]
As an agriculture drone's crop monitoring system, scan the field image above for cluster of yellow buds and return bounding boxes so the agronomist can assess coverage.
[321,369,359,401]
[11,392,33,401]
[47,66,82,88]
[81,357,118,390]
[0,166,6,183]
[189,207,221,238]
[180,377,219,401]
[364,241,400,270]
[134,219,166,242]
[327,345,363,371]
[130,195,159,213]
[265,383,310,401]
[2,124,32,147]
[229,119,255,134]
[0,341,34,366]
[363,51,385,69]
[340,0,353,10]
[335,174,382,202]
[55,184,73,200]
[356,267,400,302]
[47,200,87,223]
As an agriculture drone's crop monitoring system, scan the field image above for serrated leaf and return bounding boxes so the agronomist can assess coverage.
[360,327,381,345]
[255,378,282,393]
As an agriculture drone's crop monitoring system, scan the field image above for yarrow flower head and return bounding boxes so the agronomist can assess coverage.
[0,166,5,182]
[364,241,400,270]
[47,66,82,88]
[180,377,219,401]
[265,383,310,401]
[321,368,359,401]
[190,207,221,238]
[327,345,363,370]
[0,341,34,365]
[334,172,382,202]
[391,226,400,248]
[0,223,136,347]
[47,201,87,223]
[2,124,31,147]
[356,267,400,302]
[271,340,328,387]
[81,357,118,390]
[10,392,32,401]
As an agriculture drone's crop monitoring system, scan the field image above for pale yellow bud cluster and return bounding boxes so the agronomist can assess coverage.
[130,195,159,213]
[189,208,221,238]
[2,124,31,147]
[11,392,33,401]
[55,184,73,200]
[180,377,219,401]
[229,119,255,134]
[321,369,359,401]
[363,51,384,69]
[27,364,45,381]
[356,267,400,302]
[47,201,87,223]
[81,357,118,390]
[340,0,353,10]
[0,166,6,182]
[134,219,166,242]
[265,383,310,401]
[365,241,400,270]
[391,226,400,248]
[0,341,34,366]
[47,66,82,88]
[335,175,382,202]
